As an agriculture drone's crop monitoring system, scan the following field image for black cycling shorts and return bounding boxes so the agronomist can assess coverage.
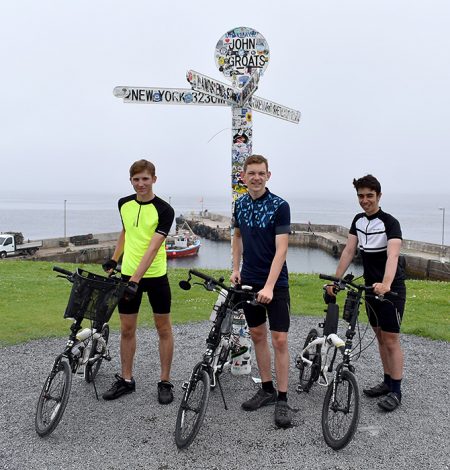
[241,285,290,332]
[118,274,171,314]
[365,286,406,333]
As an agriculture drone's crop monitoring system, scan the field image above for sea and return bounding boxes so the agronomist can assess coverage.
[1,191,448,275]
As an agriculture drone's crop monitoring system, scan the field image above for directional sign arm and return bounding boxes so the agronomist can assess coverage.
[112,86,228,106]
[238,71,260,106]
[249,95,301,124]
[186,70,240,105]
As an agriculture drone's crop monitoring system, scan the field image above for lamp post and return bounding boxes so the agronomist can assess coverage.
[438,207,445,255]
[439,207,445,244]
[64,200,67,239]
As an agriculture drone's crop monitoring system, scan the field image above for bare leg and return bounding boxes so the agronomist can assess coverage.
[119,313,138,380]
[271,331,289,393]
[372,326,390,375]
[373,327,404,379]
[249,323,272,383]
[379,331,403,380]
[154,313,174,382]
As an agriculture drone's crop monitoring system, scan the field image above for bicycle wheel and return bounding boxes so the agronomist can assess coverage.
[296,328,321,392]
[84,323,110,383]
[175,365,211,449]
[321,369,360,450]
[35,358,72,437]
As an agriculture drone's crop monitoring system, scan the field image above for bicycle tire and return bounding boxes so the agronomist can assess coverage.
[321,369,360,450]
[296,328,321,392]
[175,365,211,449]
[84,323,110,383]
[35,358,72,437]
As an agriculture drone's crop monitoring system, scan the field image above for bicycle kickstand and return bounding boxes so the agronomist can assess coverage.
[215,374,228,410]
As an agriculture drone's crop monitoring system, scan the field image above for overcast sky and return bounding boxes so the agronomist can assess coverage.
[1,0,449,202]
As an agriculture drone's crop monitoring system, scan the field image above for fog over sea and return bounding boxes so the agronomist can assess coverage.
[1,191,448,274]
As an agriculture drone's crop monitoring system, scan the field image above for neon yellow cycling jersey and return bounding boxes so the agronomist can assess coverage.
[118,194,174,278]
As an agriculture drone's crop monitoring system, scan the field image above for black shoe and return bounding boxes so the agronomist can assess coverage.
[274,401,293,428]
[363,382,390,398]
[102,374,135,401]
[377,392,401,412]
[241,389,277,411]
[157,381,174,404]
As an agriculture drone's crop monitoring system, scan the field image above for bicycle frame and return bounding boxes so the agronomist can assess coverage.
[299,333,345,387]
[295,273,393,450]
[35,266,126,437]
[175,269,256,449]
[296,272,381,394]
[186,276,253,395]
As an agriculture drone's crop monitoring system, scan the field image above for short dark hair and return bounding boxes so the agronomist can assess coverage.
[129,159,156,178]
[243,154,268,172]
[353,174,381,195]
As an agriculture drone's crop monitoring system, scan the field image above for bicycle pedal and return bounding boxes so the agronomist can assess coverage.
[181,381,189,391]
[296,384,308,393]
[104,353,111,361]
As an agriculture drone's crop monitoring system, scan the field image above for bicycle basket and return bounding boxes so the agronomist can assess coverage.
[64,269,126,324]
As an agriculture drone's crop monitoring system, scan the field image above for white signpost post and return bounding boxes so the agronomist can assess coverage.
[114,26,301,375]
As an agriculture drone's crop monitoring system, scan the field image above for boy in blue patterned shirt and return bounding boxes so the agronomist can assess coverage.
[230,154,293,428]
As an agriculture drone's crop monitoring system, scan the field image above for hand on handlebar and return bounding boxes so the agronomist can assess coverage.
[102,259,118,273]
[372,282,391,296]
[257,286,273,304]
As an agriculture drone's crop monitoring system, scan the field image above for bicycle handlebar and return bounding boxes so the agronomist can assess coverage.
[53,265,125,283]
[188,269,228,290]
[319,273,398,297]
[53,266,74,277]
[185,269,258,301]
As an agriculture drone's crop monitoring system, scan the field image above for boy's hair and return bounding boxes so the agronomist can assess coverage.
[243,154,269,172]
[129,159,156,178]
[353,174,381,195]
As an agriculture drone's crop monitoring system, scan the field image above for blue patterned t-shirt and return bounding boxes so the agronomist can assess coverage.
[233,189,290,287]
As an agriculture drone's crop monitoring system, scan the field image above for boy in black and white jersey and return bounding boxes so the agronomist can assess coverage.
[327,175,406,412]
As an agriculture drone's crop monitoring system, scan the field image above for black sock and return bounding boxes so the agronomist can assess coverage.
[391,379,402,398]
[277,391,287,402]
[262,381,275,394]
[384,373,392,388]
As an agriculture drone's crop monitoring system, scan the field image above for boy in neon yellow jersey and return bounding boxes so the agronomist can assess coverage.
[102,159,175,404]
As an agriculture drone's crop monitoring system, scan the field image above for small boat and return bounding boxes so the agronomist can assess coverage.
[166,221,201,259]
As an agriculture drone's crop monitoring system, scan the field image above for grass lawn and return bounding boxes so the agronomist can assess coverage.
[0,260,448,346]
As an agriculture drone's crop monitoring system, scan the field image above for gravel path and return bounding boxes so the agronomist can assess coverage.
[1,316,449,470]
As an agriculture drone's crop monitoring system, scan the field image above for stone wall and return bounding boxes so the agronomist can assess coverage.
[42,232,120,249]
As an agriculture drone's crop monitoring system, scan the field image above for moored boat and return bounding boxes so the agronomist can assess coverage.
[166,221,201,259]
